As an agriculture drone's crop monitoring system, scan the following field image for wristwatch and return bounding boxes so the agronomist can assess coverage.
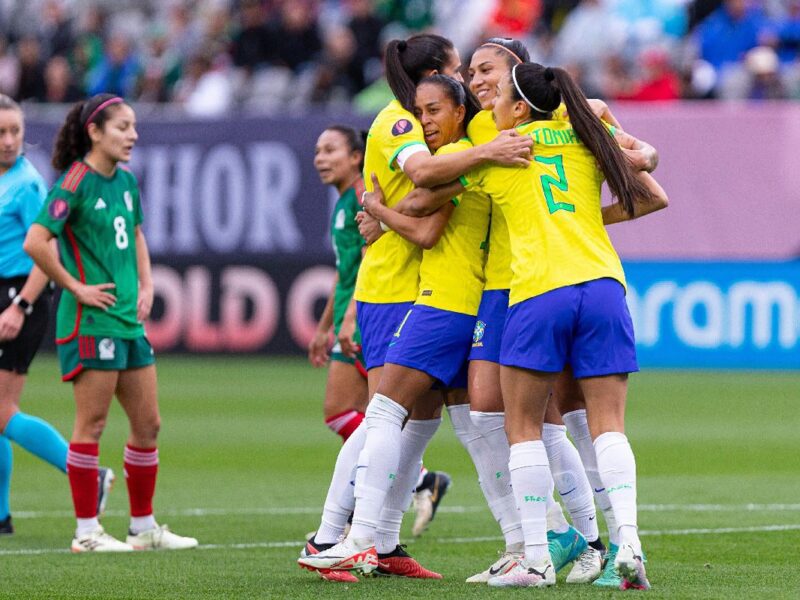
[12,295,33,316]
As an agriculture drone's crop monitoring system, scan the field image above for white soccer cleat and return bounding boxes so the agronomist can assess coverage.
[466,550,523,583]
[411,489,433,537]
[566,547,603,583]
[615,543,651,590]
[297,536,377,575]
[71,526,134,553]
[487,557,556,588]
[126,524,198,550]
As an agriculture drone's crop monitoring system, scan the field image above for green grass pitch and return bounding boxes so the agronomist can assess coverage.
[1,355,799,599]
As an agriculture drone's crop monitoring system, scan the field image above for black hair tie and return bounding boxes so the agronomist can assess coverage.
[544,67,555,82]
[397,40,407,51]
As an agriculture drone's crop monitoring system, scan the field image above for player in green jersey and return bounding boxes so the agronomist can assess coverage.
[24,94,197,553]
[309,126,369,443]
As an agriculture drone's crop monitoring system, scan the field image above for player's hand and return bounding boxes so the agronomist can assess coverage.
[361,173,387,217]
[308,329,330,367]
[137,284,154,322]
[337,313,360,359]
[357,212,384,244]
[0,304,24,342]
[73,283,116,311]
[487,129,532,167]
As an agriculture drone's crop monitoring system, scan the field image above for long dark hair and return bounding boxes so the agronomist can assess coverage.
[385,34,455,113]
[480,37,530,68]
[52,93,125,171]
[417,74,481,126]
[511,63,656,215]
[323,124,367,170]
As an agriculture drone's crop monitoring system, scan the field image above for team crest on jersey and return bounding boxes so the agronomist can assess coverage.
[391,119,413,136]
[472,320,486,346]
[124,190,133,212]
[334,209,346,230]
[48,198,69,220]
[98,338,115,360]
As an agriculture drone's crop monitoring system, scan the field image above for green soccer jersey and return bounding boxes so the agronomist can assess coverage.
[331,182,365,333]
[35,161,144,340]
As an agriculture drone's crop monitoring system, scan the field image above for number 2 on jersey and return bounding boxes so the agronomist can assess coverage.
[534,155,575,214]
[113,216,129,249]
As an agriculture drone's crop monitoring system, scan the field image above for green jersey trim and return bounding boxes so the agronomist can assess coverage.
[388,142,427,172]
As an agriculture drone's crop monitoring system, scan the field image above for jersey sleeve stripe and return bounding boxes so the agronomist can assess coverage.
[388,142,427,172]
[61,163,82,191]
[55,224,85,344]
[62,163,88,192]
[353,177,366,202]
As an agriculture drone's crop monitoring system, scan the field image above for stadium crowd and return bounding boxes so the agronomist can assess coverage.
[0,0,798,116]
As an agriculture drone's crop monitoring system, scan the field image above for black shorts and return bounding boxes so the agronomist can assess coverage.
[0,276,51,375]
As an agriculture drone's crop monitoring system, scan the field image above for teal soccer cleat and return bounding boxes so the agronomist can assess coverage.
[548,525,588,572]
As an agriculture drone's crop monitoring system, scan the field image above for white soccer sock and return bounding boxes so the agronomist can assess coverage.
[315,421,367,544]
[509,441,552,564]
[562,409,618,545]
[542,423,598,542]
[374,418,441,554]
[546,494,570,534]
[130,514,157,535]
[348,394,408,542]
[76,517,100,537]
[594,431,640,553]
[449,405,523,549]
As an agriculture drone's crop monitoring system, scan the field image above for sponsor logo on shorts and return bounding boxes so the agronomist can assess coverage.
[48,198,69,220]
[421,289,432,296]
[98,338,115,360]
[472,320,486,346]
[391,119,413,136]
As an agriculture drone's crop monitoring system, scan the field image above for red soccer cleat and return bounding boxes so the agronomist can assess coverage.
[376,545,443,579]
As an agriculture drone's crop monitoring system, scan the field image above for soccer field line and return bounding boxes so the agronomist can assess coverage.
[11,502,800,520]
[1,523,799,557]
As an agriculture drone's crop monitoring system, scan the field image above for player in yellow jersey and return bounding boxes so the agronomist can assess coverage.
[469,63,668,589]
[299,33,532,580]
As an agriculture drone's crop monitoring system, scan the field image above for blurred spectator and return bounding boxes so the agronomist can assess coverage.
[612,0,688,40]
[231,0,271,73]
[43,55,81,103]
[688,0,724,31]
[608,47,682,101]
[174,52,233,117]
[552,0,628,97]
[695,0,765,70]
[541,0,581,33]
[345,0,386,88]
[0,35,19,98]
[774,0,800,63]
[39,0,74,59]
[720,45,786,99]
[16,36,46,101]
[86,33,140,98]
[487,0,543,38]
[311,26,361,104]
[376,0,435,32]
[72,6,108,89]
[267,1,323,73]
[137,27,183,103]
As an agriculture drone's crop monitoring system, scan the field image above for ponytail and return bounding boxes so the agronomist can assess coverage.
[513,63,657,216]
[51,93,126,172]
[385,34,455,113]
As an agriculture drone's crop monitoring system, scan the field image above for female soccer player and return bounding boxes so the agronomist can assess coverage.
[0,94,113,535]
[473,64,667,589]
[299,33,531,578]
[24,93,197,552]
[309,125,369,442]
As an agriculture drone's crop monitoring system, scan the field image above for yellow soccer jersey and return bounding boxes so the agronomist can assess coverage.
[468,119,625,306]
[355,100,429,304]
[466,110,512,291]
[416,139,489,316]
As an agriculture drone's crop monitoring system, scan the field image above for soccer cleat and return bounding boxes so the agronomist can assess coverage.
[548,525,588,572]
[565,546,603,583]
[97,467,115,516]
[297,536,378,575]
[71,526,134,552]
[466,550,522,583]
[411,471,451,537]
[375,545,442,579]
[616,543,651,590]
[299,537,360,583]
[0,515,13,535]
[487,557,556,588]
[593,543,621,588]
[126,524,198,550]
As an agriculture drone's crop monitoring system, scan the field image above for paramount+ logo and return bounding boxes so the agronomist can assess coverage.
[627,280,799,351]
